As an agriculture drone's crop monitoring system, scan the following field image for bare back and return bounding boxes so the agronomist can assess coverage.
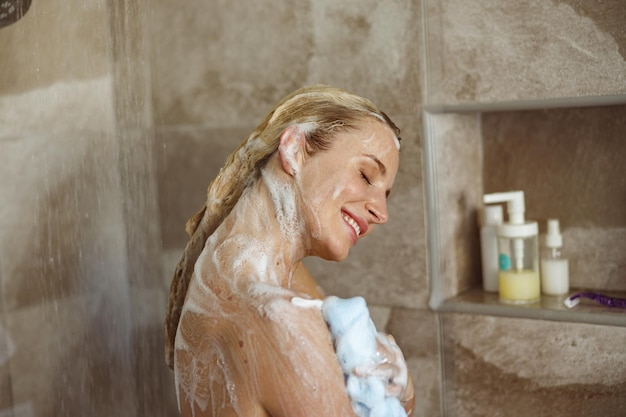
[175,274,356,417]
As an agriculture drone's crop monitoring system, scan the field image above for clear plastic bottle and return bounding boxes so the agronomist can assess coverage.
[540,219,569,295]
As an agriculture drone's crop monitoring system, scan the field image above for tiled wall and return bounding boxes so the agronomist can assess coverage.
[1,1,624,417]
[424,1,626,416]
[0,0,174,415]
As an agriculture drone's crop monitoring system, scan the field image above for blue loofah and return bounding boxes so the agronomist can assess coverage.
[321,296,407,417]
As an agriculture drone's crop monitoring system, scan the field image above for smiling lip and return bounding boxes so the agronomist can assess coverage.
[341,210,368,243]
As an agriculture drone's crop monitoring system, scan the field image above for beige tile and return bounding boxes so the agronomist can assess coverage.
[5,292,178,417]
[442,314,626,417]
[306,0,421,116]
[130,288,179,416]
[156,125,252,249]
[560,0,626,58]
[0,0,110,95]
[6,297,137,417]
[424,0,626,104]
[149,0,314,126]
[0,341,12,410]
[149,0,420,126]
[0,132,127,312]
[0,77,115,137]
[426,112,483,301]
[387,308,442,417]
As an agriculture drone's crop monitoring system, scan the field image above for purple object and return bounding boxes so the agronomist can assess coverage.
[564,292,626,309]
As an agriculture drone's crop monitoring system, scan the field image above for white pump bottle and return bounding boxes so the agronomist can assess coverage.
[483,191,540,304]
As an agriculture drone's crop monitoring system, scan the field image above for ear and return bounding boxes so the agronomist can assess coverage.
[278,125,306,176]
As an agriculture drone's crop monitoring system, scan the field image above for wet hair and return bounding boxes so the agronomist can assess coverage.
[164,84,400,369]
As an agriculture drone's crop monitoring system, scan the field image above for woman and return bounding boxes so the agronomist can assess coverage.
[165,85,414,417]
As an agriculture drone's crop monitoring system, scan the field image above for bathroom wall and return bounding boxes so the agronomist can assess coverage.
[424,1,626,416]
[0,0,174,415]
[1,1,624,417]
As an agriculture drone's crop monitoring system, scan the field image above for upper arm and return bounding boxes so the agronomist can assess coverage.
[256,301,356,417]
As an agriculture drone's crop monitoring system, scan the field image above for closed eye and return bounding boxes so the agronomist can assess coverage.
[361,171,372,185]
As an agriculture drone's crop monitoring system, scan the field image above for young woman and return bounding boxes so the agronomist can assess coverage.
[165,85,414,417]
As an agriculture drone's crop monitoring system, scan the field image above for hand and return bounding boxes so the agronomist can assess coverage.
[353,333,410,400]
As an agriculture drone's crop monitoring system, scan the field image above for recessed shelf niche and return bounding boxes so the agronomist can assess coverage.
[423,95,626,327]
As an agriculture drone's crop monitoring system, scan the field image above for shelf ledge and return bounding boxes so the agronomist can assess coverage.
[434,288,626,328]
[423,94,626,114]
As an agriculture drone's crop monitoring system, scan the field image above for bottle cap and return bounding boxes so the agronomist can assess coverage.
[483,205,503,227]
[545,219,563,248]
[498,221,538,238]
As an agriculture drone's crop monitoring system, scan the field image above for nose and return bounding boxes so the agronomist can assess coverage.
[365,194,389,225]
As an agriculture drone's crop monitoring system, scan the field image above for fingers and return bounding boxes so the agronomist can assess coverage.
[350,332,409,399]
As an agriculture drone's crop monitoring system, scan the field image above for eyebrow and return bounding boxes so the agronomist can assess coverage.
[365,154,392,198]
[366,154,387,176]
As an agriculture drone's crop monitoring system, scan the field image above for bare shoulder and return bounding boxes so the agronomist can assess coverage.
[250,292,356,417]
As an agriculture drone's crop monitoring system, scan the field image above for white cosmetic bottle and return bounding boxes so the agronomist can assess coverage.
[540,219,569,295]
[480,205,503,292]
[483,191,540,304]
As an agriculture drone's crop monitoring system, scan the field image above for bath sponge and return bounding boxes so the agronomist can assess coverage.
[321,296,407,417]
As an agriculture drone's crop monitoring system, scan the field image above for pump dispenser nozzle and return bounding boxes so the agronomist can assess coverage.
[483,191,525,224]
[545,219,563,248]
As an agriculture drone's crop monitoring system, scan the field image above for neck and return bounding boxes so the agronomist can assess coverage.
[204,157,307,289]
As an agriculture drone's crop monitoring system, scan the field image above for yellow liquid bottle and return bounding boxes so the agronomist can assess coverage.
[484,191,540,304]
[498,269,540,304]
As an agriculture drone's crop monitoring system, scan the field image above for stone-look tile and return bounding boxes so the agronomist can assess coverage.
[0,78,115,137]
[108,0,163,290]
[483,105,626,291]
[3,290,178,417]
[0,0,110,95]
[5,297,137,417]
[0,318,13,410]
[0,369,11,411]
[156,126,253,249]
[117,128,163,290]
[387,308,442,417]
[425,112,483,303]
[130,288,179,416]
[0,132,127,312]
[368,304,392,333]
[149,0,314,126]
[561,0,626,58]
[306,0,421,116]
[108,0,153,131]
[161,249,184,294]
[149,0,420,126]
[441,314,626,417]
[423,0,626,104]
[304,114,427,308]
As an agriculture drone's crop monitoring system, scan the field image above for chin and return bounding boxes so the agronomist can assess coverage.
[320,246,351,262]
[311,234,352,262]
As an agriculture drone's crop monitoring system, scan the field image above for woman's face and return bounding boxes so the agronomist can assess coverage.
[297,118,400,261]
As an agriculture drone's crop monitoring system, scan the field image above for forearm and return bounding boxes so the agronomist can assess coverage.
[401,374,415,417]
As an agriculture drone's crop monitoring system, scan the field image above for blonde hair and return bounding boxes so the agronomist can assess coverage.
[164,85,400,369]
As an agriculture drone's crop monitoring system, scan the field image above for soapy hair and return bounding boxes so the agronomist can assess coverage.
[164,84,400,369]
